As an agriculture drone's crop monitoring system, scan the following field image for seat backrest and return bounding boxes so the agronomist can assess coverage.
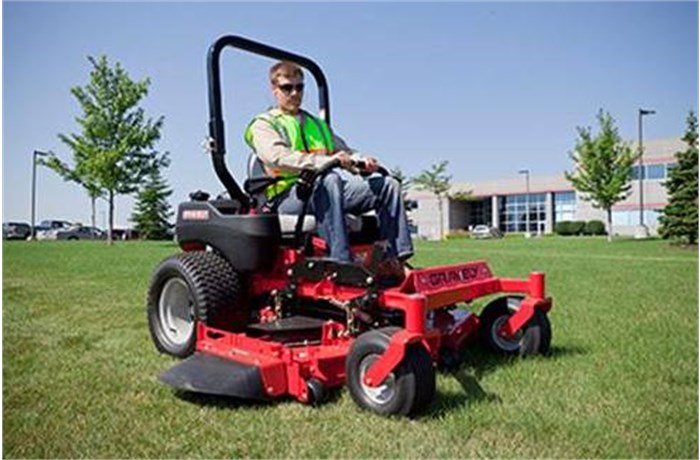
[246,153,269,208]
[247,152,266,180]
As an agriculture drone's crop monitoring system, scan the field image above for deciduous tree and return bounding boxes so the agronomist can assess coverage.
[565,110,638,242]
[413,160,452,240]
[56,55,168,243]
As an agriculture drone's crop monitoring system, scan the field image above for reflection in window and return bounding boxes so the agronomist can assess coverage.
[554,191,576,224]
[612,209,663,227]
[630,163,672,181]
[499,193,550,233]
[646,164,665,180]
[630,165,644,180]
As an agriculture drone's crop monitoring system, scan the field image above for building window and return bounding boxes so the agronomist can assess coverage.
[612,209,663,227]
[631,163,674,181]
[554,191,576,224]
[499,193,547,233]
[646,164,665,180]
[468,199,492,227]
[645,209,663,227]
[612,210,633,226]
[630,165,644,180]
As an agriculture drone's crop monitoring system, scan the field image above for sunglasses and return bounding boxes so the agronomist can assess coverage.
[277,83,305,95]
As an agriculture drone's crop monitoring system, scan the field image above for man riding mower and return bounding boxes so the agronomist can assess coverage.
[147,35,553,417]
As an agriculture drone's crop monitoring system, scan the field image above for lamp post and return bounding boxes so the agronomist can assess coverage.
[30,150,50,240]
[637,108,655,238]
[518,169,531,238]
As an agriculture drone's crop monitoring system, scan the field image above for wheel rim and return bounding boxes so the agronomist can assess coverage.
[491,315,523,352]
[359,355,396,405]
[158,278,195,347]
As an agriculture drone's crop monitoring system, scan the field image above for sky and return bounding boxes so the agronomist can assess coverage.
[3,1,698,228]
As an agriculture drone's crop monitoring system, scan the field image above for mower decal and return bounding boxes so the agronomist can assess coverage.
[182,209,210,220]
[414,262,493,292]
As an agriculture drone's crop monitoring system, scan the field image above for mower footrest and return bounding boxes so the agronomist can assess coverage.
[247,315,325,343]
[159,352,268,400]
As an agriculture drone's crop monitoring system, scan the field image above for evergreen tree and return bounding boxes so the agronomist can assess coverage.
[56,55,168,243]
[565,110,638,242]
[659,111,698,245]
[131,170,174,240]
[413,161,452,240]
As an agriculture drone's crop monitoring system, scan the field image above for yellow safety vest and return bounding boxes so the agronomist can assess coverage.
[245,110,335,198]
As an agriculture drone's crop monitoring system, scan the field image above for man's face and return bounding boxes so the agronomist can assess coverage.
[272,75,304,114]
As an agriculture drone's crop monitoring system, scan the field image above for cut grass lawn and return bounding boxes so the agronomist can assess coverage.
[3,237,698,458]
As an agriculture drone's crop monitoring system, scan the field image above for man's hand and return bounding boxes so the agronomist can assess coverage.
[363,157,380,173]
[331,151,354,170]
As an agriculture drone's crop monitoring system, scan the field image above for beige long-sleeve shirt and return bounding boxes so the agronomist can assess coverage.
[247,108,359,174]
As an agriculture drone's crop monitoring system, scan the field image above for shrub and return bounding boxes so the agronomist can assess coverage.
[555,220,586,236]
[555,221,572,236]
[584,220,606,236]
[570,221,586,235]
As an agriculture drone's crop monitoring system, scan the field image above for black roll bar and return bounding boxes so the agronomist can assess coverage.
[207,35,331,212]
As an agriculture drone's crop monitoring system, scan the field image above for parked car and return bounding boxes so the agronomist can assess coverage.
[55,226,106,241]
[35,220,74,240]
[470,225,503,239]
[2,222,32,240]
[36,220,74,240]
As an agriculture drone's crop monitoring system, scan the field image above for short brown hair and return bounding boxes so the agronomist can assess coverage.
[269,61,303,85]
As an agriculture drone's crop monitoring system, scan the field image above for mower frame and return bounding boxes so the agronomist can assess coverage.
[151,34,554,416]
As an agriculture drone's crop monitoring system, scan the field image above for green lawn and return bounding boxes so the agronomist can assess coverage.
[3,237,698,458]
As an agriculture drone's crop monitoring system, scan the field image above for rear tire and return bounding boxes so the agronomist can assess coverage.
[346,327,435,416]
[479,296,551,356]
[147,251,246,358]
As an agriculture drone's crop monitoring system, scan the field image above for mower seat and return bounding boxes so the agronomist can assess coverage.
[277,214,363,234]
[246,154,369,236]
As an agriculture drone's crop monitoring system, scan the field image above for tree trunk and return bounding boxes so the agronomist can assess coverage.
[108,190,114,245]
[606,207,613,243]
[438,195,444,240]
[91,196,96,230]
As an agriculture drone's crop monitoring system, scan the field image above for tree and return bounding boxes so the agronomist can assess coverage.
[449,189,474,202]
[565,110,638,242]
[131,169,174,240]
[659,111,698,245]
[413,160,452,240]
[57,55,168,243]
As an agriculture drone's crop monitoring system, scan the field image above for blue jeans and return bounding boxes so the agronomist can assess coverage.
[276,170,414,262]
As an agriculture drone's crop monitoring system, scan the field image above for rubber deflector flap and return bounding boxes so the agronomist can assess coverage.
[159,352,268,400]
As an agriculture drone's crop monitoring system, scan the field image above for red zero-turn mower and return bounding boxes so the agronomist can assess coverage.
[147,35,553,417]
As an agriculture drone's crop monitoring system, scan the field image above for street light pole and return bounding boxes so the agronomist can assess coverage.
[637,108,655,238]
[30,150,50,240]
[519,169,531,238]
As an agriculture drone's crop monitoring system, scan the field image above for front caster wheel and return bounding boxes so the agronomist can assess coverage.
[346,327,435,416]
[479,296,552,356]
[306,378,328,406]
